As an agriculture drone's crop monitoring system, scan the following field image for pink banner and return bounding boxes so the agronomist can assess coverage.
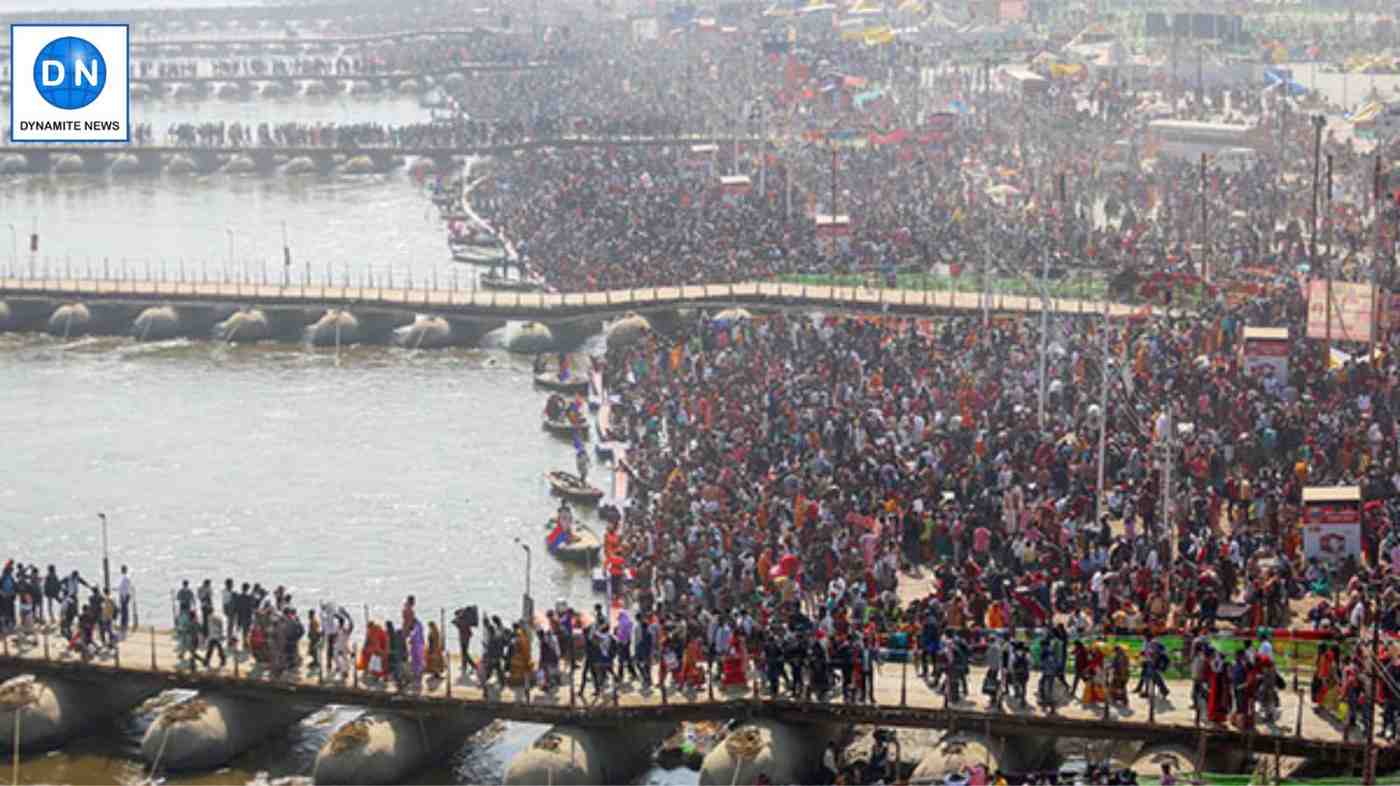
[1306,279,1375,343]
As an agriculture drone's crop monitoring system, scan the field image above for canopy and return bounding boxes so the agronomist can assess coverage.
[1263,68,1308,97]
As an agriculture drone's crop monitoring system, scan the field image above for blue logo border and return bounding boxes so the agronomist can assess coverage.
[9,22,131,144]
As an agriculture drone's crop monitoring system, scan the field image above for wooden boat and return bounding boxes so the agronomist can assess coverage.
[546,521,601,563]
[480,271,543,292]
[542,417,590,439]
[534,373,590,394]
[450,241,508,264]
[545,471,604,503]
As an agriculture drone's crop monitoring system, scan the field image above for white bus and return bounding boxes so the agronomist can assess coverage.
[1146,120,1254,161]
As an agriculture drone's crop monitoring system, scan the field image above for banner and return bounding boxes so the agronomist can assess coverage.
[1306,279,1375,343]
[1302,522,1362,561]
[1242,338,1288,380]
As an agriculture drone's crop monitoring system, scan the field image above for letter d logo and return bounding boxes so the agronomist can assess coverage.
[33,36,106,110]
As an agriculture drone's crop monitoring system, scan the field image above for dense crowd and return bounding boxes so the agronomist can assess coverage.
[13,2,1400,783]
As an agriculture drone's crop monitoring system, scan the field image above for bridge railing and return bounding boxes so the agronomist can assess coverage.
[0,132,750,153]
[0,256,1149,318]
[0,616,1363,762]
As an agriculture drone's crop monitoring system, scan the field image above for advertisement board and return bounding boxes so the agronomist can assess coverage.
[1241,327,1288,381]
[1306,279,1375,343]
[1301,486,1362,561]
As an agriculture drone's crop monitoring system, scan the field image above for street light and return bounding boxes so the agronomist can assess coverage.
[1094,307,1111,526]
[513,537,532,622]
[97,512,110,593]
[225,227,235,278]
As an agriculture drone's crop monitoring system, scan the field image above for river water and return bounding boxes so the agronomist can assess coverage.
[1,4,691,782]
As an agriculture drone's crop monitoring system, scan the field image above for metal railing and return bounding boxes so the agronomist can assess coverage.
[0,259,1148,319]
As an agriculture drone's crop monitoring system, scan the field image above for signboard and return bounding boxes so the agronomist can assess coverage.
[1306,279,1375,343]
[1241,327,1288,382]
[718,174,752,206]
[1302,522,1362,561]
[1243,338,1288,380]
[815,214,851,253]
[1382,291,1400,332]
[1301,486,1362,562]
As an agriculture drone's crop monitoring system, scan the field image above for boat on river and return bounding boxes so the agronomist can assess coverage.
[449,238,508,264]
[545,520,601,563]
[545,470,604,503]
[542,416,590,439]
[534,373,590,394]
[480,271,543,292]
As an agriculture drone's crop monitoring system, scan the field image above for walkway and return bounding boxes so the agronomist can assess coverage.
[0,136,754,157]
[0,28,510,55]
[126,64,557,88]
[0,277,1149,322]
[0,628,1381,770]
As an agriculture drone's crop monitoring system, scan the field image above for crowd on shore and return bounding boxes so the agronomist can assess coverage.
[67,262,1400,745]
[422,12,1388,298]
[13,5,1400,786]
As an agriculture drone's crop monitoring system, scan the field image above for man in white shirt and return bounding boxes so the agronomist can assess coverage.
[116,565,133,635]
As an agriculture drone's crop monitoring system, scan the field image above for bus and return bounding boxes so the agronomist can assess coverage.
[1146,120,1254,161]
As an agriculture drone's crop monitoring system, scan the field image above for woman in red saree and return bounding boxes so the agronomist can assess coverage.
[1081,644,1106,705]
[1314,643,1335,709]
[681,636,705,689]
[360,621,390,681]
[721,634,748,688]
[1206,651,1231,725]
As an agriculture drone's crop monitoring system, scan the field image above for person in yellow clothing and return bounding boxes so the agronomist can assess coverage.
[985,600,1007,630]
[1082,643,1107,705]
[507,622,533,687]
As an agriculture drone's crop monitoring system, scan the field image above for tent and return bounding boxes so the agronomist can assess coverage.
[1263,68,1308,97]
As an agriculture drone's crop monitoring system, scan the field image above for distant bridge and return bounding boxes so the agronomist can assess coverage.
[125,63,556,98]
[0,136,756,176]
[0,27,517,56]
[0,63,556,100]
[0,276,1144,328]
[0,629,1386,773]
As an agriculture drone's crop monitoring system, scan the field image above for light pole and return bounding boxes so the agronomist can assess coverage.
[6,224,15,278]
[1363,584,1381,784]
[1094,307,1111,526]
[513,537,532,622]
[1308,115,1325,362]
[97,512,110,593]
[1036,255,1050,431]
[225,227,235,278]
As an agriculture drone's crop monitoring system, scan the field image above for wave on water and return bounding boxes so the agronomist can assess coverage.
[56,336,106,352]
[112,338,196,358]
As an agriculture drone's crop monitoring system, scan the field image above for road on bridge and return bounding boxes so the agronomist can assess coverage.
[0,278,1152,323]
[0,624,1372,772]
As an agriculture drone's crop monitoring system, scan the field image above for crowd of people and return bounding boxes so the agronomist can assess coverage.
[118,0,1400,751]
[0,561,134,660]
[12,1,1400,782]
